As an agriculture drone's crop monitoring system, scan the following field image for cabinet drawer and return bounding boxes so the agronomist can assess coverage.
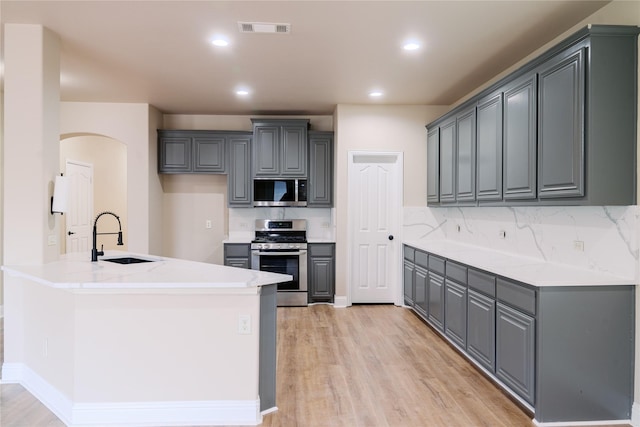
[403,245,415,262]
[446,261,467,285]
[309,243,335,257]
[497,277,536,315]
[224,243,250,258]
[468,268,496,297]
[415,250,429,269]
[428,255,446,275]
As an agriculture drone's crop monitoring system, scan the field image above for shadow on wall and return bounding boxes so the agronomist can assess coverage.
[59,134,127,254]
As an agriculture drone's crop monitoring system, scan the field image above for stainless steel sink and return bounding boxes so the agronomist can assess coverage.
[102,257,155,264]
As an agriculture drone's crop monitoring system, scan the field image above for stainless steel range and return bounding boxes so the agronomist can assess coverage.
[251,219,308,307]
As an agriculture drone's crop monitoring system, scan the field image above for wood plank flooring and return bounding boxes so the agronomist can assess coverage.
[0,304,627,426]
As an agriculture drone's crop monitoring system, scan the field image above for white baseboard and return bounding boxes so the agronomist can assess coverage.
[631,402,640,426]
[534,420,630,426]
[333,295,349,308]
[2,362,262,426]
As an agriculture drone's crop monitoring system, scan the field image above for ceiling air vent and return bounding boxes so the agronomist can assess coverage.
[238,22,291,34]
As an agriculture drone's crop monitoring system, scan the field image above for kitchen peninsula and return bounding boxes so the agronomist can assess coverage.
[1,251,290,427]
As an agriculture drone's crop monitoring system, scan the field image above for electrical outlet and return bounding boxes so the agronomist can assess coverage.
[573,240,585,252]
[47,235,56,246]
[238,314,251,334]
[205,220,212,229]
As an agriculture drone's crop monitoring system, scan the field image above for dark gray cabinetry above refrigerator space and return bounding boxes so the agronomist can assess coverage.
[426,25,639,207]
[251,119,309,178]
[402,243,634,423]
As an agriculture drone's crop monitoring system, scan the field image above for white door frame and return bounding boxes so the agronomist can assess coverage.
[347,150,404,307]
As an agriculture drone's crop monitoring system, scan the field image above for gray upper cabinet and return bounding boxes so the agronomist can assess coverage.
[456,106,476,203]
[308,131,333,207]
[228,135,252,206]
[426,25,639,207]
[252,119,309,177]
[537,47,585,199]
[439,118,456,204]
[158,133,192,173]
[503,73,537,201]
[426,128,440,204]
[476,92,503,201]
[193,135,226,173]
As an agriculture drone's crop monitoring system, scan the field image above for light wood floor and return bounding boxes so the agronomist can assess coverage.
[0,304,626,426]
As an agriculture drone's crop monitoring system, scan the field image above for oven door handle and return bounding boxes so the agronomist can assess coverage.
[251,250,308,256]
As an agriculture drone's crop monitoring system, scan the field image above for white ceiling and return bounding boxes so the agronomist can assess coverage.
[1,0,610,115]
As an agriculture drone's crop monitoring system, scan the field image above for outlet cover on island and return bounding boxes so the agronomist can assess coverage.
[573,240,585,252]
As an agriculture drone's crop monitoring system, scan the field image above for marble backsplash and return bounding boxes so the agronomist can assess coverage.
[228,207,335,241]
[403,205,640,281]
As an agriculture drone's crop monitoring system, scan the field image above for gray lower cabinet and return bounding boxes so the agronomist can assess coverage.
[259,283,277,411]
[251,119,309,177]
[228,136,252,207]
[402,244,635,423]
[427,272,445,331]
[308,243,335,303]
[413,250,429,316]
[403,245,415,306]
[426,128,440,204]
[223,243,251,269]
[467,289,496,371]
[308,131,333,207]
[496,302,535,404]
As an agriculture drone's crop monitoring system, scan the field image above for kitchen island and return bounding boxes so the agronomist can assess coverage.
[1,251,291,427]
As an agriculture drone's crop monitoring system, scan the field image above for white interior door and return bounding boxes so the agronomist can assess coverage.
[348,152,402,304]
[65,160,94,253]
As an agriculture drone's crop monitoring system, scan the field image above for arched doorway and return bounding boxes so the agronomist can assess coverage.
[59,134,127,254]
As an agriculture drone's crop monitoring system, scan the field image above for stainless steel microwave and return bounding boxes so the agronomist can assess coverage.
[253,178,307,207]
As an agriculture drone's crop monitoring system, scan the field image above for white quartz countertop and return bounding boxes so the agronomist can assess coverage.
[404,240,635,287]
[2,251,292,292]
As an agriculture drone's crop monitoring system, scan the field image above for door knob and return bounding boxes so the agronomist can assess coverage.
[68,231,76,235]
[388,235,394,241]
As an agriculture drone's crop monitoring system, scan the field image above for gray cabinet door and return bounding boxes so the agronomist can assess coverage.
[159,136,191,173]
[403,259,415,307]
[456,106,476,203]
[224,243,251,269]
[476,93,503,201]
[193,136,226,173]
[228,136,252,206]
[282,126,307,176]
[308,132,333,207]
[496,302,535,404]
[467,289,496,372]
[414,265,428,316]
[503,73,537,200]
[427,127,440,204]
[445,279,467,349]
[308,243,335,303]
[537,48,585,199]
[439,118,456,203]
[428,272,445,331]
[253,125,280,176]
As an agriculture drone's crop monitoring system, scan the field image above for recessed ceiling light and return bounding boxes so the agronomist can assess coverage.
[236,89,250,96]
[211,38,229,47]
[369,91,384,98]
[403,42,420,51]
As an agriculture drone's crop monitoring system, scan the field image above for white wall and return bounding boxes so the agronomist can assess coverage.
[333,105,449,299]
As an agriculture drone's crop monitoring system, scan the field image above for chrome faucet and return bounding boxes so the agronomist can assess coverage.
[91,211,124,262]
